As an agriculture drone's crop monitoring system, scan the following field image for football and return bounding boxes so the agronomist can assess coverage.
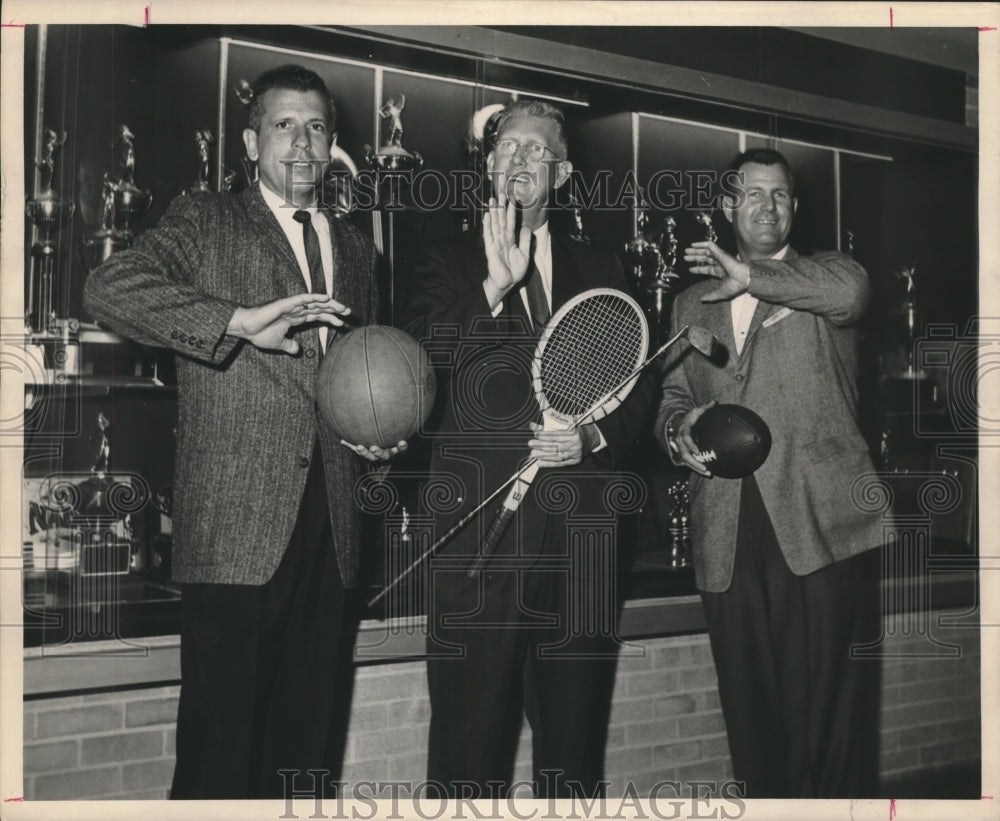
[690,404,772,479]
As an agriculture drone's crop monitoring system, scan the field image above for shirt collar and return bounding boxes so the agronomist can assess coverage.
[259,182,317,219]
[738,243,790,264]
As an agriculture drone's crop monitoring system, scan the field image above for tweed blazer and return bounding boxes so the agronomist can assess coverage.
[83,185,379,587]
[654,248,886,593]
[402,228,655,568]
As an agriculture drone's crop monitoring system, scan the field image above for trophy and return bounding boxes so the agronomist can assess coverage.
[365,94,423,173]
[567,194,590,244]
[83,125,152,268]
[694,210,717,243]
[666,480,692,570]
[185,129,214,194]
[893,264,926,379]
[624,192,681,345]
[25,129,75,331]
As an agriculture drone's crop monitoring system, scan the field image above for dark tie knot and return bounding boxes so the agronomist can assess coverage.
[293,209,312,226]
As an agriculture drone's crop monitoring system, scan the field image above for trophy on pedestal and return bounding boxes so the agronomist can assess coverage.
[83,125,152,269]
[365,95,423,173]
[26,129,75,332]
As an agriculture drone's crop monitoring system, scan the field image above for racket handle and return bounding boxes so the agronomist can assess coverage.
[467,505,517,578]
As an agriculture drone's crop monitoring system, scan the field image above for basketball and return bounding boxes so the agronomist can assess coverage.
[690,403,772,479]
[316,326,436,448]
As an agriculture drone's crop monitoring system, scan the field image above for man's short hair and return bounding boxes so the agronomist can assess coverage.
[494,99,568,158]
[248,64,336,132]
[727,148,795,195]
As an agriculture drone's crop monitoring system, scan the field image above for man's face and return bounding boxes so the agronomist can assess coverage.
[487,114,570,222]
[724,161,798,260]
[243,88,332,207]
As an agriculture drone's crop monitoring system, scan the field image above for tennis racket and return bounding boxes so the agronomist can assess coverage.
[365,292,716,606]
[466,287,648,577]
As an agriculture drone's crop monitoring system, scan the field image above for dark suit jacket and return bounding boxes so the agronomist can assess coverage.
[402,228,653,566]
[83,185,378,587]
[654,248,885,592]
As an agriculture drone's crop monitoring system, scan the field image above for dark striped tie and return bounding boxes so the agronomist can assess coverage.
[292,210,327,295]
[523,233,550,331]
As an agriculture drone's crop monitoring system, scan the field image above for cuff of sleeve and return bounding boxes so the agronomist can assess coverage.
[664,411,685,462]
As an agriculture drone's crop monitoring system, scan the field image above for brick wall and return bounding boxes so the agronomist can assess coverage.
[23,685,179,800]
[22,612,979,800]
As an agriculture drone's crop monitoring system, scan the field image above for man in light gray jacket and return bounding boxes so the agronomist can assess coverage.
[656,148,884,798]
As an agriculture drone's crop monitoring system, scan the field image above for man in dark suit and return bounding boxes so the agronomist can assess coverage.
[655,148,884,797]
[83,65,403,799]
[403,100,651,799]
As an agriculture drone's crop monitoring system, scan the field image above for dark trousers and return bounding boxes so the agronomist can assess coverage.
[700,476,880,798]
[426,557,620,798]
[170,444,347,800]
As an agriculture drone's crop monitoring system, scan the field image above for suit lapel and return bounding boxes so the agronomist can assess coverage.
[740,246,798,355]
[550,234,594,312]
[244,186,307,297]
[324,211,349,306]
[690,296,737,367]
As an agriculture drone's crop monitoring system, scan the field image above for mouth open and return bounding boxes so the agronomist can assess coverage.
[506,170,536,188]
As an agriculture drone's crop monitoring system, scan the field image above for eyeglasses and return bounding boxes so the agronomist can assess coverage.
[495,138,563,162]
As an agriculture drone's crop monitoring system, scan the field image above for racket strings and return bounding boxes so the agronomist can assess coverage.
[539,293,645,418]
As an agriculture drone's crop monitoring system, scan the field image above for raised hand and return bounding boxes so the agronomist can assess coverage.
[684,240,751,303]
[227,293,352,354]
[482,181,532,307]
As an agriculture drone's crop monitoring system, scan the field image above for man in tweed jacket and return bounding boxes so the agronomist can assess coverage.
[83,65,400,799]
[655,149,883,797]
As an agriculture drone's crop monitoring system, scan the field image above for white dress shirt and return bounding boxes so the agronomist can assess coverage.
[489,222,553,325]
[731,244,789,355]
[260,183,334,348]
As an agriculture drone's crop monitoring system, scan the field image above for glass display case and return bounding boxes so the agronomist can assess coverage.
[19,24,978,653]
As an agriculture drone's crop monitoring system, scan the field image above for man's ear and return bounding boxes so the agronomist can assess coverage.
[793,197,799,215]
[243,128,259,162]
[552,160,573,190]
[723,197,735,224]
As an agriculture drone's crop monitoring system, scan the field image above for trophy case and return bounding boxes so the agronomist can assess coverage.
[19,24,979,646]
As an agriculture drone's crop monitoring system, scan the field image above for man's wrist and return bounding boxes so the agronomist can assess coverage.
[226,307,247,338]
[483,278,510,310]
[665,411,684,453]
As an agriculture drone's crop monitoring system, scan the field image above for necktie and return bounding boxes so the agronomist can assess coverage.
[292,210,327,295]
[523,234,550,331]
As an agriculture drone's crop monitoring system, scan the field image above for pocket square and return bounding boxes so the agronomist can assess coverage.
[762,307,793,328]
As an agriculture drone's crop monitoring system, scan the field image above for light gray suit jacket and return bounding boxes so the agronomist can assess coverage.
[655,248,886,593]
[83,185,378,587]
